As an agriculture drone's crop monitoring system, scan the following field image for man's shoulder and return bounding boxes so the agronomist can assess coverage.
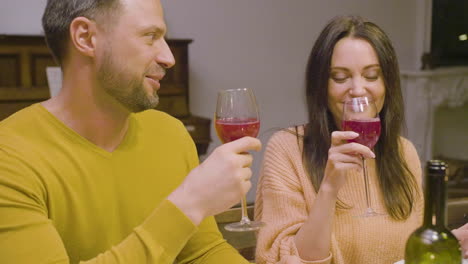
[0,104,41,144]
[134,109,189,139]
[0,104,40,128]
[0,106,44,167]
[135,109,184,128]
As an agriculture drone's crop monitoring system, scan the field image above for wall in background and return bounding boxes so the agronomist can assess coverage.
[434,104,468,161]
[160,0,425,202]
[0,0,424,202]
[0,0,47,35]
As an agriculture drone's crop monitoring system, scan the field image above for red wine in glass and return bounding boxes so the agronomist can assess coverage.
[215,87,265,232]
[342,118,381,149]
[215,118,260,143]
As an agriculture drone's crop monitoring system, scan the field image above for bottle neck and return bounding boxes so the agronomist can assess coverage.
[423,173,447,227]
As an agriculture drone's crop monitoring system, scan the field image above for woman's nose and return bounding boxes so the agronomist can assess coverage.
[349,77,366,97]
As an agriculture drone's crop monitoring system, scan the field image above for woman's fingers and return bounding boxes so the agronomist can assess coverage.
[328,152,363,169]
[330,131,375,159]
[331,131,359,146]
[332,142,375,159]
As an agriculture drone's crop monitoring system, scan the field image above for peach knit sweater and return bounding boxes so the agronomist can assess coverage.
[255,128,423,264]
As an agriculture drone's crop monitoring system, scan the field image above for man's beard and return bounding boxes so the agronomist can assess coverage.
[97,51,160,113]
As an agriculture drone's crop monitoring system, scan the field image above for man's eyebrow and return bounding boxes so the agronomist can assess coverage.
[139,25,166,35]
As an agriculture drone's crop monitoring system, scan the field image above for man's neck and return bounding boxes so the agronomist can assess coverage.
[42,67,132,153]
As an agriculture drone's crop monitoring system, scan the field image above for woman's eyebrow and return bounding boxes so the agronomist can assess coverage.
[330,66,350,72]
[363,64,380,70]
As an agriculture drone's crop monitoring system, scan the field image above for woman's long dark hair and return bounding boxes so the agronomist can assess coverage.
[303,15,419,220]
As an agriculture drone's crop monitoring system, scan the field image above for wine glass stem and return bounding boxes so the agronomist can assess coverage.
[362,157,372,209]
[240,196,251,225]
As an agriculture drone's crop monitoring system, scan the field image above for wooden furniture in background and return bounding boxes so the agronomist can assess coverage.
[0,35,211,155]
[0,35,54,120]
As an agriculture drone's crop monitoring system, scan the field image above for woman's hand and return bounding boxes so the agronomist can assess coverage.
[452,223,468,258]
[321,131,376,195]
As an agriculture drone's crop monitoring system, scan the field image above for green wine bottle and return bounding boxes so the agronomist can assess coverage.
[405,160,461,263]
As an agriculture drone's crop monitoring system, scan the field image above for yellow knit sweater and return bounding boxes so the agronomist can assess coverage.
[0,104,249,264]
[255,128,423,264]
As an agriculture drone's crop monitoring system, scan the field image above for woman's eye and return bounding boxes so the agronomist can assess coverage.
[364,75,379,81]
[364,70,380,81]
[331,74,348,83]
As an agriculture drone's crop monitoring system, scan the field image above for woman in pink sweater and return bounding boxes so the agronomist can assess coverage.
[254,15,424,264]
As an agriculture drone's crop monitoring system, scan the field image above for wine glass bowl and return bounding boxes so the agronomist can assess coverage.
[215,117,260,143]
[342,97,383,217]
[342,97,381,149]
[342,120,381,150]
[215,88,265,232]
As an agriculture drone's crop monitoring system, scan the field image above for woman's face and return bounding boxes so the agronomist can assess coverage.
[327,37,386,128]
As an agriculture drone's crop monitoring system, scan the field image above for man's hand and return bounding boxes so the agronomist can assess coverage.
[452,223,468,258]
[168,137,262,225]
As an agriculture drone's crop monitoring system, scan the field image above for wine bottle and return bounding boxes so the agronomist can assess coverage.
[404,160,461,263]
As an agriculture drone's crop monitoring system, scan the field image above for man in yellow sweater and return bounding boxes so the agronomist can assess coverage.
[0,0,261,263]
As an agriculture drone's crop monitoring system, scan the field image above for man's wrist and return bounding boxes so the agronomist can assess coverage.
[168,186,205,225]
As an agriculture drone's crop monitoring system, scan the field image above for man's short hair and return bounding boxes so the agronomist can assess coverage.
[42,0,121,65]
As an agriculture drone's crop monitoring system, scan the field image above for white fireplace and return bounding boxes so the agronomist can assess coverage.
[401,67,468,165]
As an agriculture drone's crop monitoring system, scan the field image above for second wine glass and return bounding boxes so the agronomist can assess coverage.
[342,96,383,217]
[215,87,265,232]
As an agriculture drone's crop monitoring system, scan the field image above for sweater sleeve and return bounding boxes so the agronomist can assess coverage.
[0,146,199,263]
[0,133,249,264]
[175,125,250,264]
[254,132,332,264]
[176,216,251,264]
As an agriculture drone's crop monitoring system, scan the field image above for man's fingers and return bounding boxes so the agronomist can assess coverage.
[238,167,252,181]
[241,179,252,194]
[225,136,262,153]
[460,240,468,258]
[236,153,253,168]
[459,222,468,230]
[452,228,468,241]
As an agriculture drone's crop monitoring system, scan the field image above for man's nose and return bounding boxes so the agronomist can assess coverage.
[156,39,176,69]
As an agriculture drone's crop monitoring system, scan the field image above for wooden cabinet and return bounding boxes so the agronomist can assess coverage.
[158,39,190,117]
[0,35,211,155]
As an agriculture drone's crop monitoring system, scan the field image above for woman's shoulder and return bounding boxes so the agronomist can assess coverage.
[398,136,422,166]
[398,136,418,153]
[263,125,306,156]
[268,125,305,145]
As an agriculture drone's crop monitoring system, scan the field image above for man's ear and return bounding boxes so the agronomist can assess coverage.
[69,17,98,58]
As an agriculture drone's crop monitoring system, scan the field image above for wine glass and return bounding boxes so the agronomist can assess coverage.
[215,87,265,231]
[342,97,383,217]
